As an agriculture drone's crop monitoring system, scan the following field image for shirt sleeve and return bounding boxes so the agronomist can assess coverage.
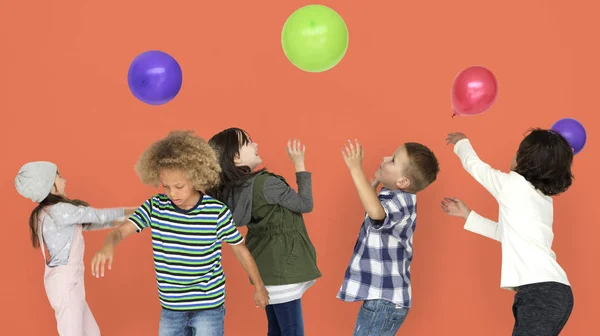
[216,206,244,245]
[262,172,313,214]
[454,139,510,199]
[464,211,501,242]
[366,191,414,231]
[128,199,153,232]
[48,203,125,227]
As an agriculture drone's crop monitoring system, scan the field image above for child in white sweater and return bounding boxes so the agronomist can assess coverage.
[442,129,574,336]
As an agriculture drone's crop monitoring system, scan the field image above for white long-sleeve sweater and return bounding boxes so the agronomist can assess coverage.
[454,139,570,290]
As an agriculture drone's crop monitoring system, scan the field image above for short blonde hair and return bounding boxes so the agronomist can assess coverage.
[135,131,221,190]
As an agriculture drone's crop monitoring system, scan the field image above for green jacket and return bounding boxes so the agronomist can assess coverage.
[225,170,321,285]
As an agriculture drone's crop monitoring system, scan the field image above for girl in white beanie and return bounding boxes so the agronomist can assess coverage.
[15,161,136,336]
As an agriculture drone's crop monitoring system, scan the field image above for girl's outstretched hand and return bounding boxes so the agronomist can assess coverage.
[441,197,471,219]
[287,138,306,172]
[446,132,467,145]
[91,246,114,278]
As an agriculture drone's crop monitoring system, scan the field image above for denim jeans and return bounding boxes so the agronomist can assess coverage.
[158,305,225,336]
[265,299,304,336]
[353,300,409,336]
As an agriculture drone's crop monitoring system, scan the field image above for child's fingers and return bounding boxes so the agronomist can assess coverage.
[92,257,99,278]
[100,258,106,277]
[108,256,113,271]
[344,143,352,155]
[341,146,348,158]
[347,139,355,153]
[91,257,96,277]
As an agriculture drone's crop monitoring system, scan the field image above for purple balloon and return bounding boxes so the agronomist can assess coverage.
[551,118,587,155]
[127,50,182,105]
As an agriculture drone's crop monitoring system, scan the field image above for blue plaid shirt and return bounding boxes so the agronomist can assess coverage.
[337,188,417,308]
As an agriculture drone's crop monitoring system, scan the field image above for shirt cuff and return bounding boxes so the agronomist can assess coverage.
[453,138,471,154]
[463,210,481,232]
[228,236,245,246]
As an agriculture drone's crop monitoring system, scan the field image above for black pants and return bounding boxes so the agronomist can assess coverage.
[512,282,574,336]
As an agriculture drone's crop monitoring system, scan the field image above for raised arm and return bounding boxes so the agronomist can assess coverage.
[263,139,315,213]
[263,173,313,213]
[342,139,386,220]
[447,134,510,198]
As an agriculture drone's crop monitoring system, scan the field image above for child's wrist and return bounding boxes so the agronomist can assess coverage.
[294,163,306,172]
[349,165,364,175]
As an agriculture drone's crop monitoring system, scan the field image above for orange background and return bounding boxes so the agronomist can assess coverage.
[1,0,597,335]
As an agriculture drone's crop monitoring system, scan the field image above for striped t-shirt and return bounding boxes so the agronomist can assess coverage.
[129,193,244,311]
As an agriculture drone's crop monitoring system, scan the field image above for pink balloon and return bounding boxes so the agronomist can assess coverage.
[451,66,498,117]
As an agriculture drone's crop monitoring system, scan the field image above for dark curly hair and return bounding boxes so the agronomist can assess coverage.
[514,128,574,196]
[135,131,221,191]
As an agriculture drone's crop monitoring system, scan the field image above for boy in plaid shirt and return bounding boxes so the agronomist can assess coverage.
[337,139,439,336]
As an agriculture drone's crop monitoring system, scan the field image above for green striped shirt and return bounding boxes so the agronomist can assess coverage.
[129,194,243,311]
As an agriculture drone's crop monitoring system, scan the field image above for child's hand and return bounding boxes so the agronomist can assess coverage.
[342,139,364,171]
[91,246,114,278]
[441,197,471,219]
[254,285,270,309]
[446,132,468,145]
[287,139,306,172]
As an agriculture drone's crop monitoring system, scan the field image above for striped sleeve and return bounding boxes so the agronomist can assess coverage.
[216,206,244,245]
[128,199,153,232]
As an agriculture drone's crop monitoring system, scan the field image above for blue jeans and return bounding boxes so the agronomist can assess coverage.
[158,305,225,336]
[354,300,409,336]
[265,299,304,336]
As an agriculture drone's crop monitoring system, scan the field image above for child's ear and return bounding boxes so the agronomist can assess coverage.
[233,153,241,165]
[396,177,410,190]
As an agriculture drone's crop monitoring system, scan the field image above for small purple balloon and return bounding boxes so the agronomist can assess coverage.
[551,118,587,155]
[127,50,182,105]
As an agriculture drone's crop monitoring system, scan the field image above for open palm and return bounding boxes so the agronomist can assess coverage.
[441,197,471,219]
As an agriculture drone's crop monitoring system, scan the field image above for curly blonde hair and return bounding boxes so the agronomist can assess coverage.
[135,131,221,191]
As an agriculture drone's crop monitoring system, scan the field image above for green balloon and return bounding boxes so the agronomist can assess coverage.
[281,5,349,73]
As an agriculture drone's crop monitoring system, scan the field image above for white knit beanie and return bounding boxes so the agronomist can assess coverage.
[15,161,58,203]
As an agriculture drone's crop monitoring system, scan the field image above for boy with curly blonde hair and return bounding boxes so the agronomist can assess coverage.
[91,131,269,336]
